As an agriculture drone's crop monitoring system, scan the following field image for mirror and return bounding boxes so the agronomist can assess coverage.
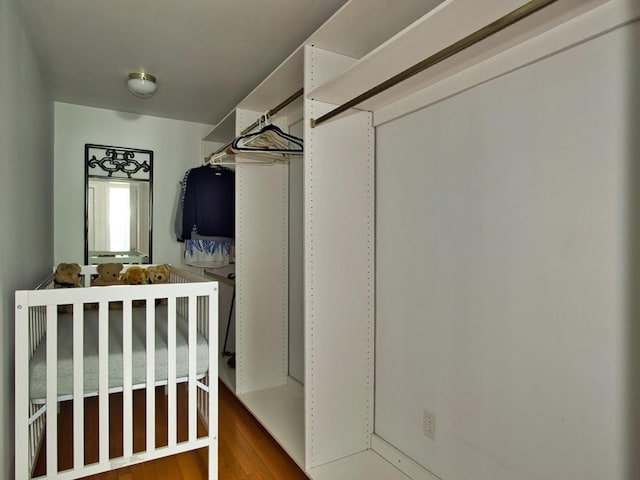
[84,144,153,264]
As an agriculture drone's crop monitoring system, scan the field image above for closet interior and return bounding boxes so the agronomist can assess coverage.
[202,1,636,479]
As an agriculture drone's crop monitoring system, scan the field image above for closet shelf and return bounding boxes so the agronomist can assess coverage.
[308,450,412,480]
[237,378,305,468]
[238,49,304,115]
[306,0,610,117]
[304,0,444,61]
[204,109,235,143]
[203,0,445,144]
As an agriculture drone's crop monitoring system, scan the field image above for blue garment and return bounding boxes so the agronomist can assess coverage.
[178,166,234,240]
[184,235,233,268]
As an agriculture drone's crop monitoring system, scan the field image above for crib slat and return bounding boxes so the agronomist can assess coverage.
[208,288,219,478]
[188,295,197,442]
[123,301,133,458]
[197,298,206,426]
[146,300,156,452]
[15,292,30,480]
[98,302,109,464]
[167,296,177,447]
[72,304,85,469]
[18,268,220,479]
[46,304,58,476]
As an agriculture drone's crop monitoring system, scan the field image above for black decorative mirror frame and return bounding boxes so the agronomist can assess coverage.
[84,144,153,265]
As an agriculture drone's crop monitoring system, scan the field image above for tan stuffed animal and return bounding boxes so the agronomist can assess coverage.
[54,262,82,288]
[91,263,124,309]
[121,266,149,308]
[54,263,82,313]
[147,264,170,284]
[91,263,124,286]
[121,266,148,285]
[148,264,170,305]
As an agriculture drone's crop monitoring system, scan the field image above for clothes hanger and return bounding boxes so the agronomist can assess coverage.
[232,114,303,155]
[204,113,303,167]
[233,125,303,154]
[209,146,280,166]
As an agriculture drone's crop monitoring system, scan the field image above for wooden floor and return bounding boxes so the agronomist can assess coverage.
[33,381,308,479]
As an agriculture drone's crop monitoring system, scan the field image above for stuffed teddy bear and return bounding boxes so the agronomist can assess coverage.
[91,263,124,286]
[54,262,82,288]
[147,264,170,305]
[54,263,82,313]
[91,263,124,309]
[121,266,149,308]
[121,266,148,285]
[147,264,170,284]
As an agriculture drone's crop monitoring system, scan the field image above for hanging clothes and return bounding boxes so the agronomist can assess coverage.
[184,234,234,268]
[177,165,235,241]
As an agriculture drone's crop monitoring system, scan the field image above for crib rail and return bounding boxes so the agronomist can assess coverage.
[15,265,218,479]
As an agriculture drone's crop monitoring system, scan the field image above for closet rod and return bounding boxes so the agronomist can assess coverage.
[239,87,304,136]
[310,0,557,128]
[211,140,233,157]
[209,88,304,158]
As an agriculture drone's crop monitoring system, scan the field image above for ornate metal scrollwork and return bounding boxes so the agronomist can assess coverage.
[84,143,153,265]
[87,146,151,178]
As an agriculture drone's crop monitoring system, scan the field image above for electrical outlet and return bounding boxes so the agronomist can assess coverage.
[423,410,436,440]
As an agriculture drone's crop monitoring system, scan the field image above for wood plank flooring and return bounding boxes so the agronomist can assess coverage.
[33,381,308,479]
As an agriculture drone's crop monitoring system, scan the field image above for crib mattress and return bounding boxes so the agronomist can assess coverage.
[29,305,209,402]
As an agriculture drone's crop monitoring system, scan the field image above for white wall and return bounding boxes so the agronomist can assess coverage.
[54,103,212,267]
[375,22,633,480]
[0,0,54,477]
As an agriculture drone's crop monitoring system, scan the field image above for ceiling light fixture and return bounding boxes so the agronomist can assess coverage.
[127,72,157,98]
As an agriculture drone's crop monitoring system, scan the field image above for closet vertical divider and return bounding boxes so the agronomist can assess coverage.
[234,108,289,394]
[303,45,375,469]
[204,49,307,468]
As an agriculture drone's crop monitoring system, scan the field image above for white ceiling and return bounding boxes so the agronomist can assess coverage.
[17,0,349,126]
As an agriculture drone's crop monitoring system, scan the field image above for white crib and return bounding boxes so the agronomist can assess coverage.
[15,265,218,479]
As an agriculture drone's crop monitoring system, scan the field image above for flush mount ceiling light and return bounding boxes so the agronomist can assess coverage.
[127,72,157,98]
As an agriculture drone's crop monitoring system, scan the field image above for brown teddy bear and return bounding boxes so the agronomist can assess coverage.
[54,262,82,288]
[147,264,170,284]
[91,263,124,286]
[148,264,170,305]
[121,266,149,308]
[91,263,124,309]
[121,266,148,285]
[54,263,82,313]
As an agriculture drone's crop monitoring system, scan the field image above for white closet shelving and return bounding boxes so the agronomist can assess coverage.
[307,0,618,126]
[202,0,634,478]
[201,0,441,476]
[203,109,235,145]
[203,0,445,473]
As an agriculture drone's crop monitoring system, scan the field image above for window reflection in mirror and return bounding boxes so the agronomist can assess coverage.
[85,144,153,265]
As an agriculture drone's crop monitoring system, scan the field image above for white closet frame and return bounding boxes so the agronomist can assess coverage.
[303,43,375,470]
[202,1,636,478]
[235,106,289,394]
